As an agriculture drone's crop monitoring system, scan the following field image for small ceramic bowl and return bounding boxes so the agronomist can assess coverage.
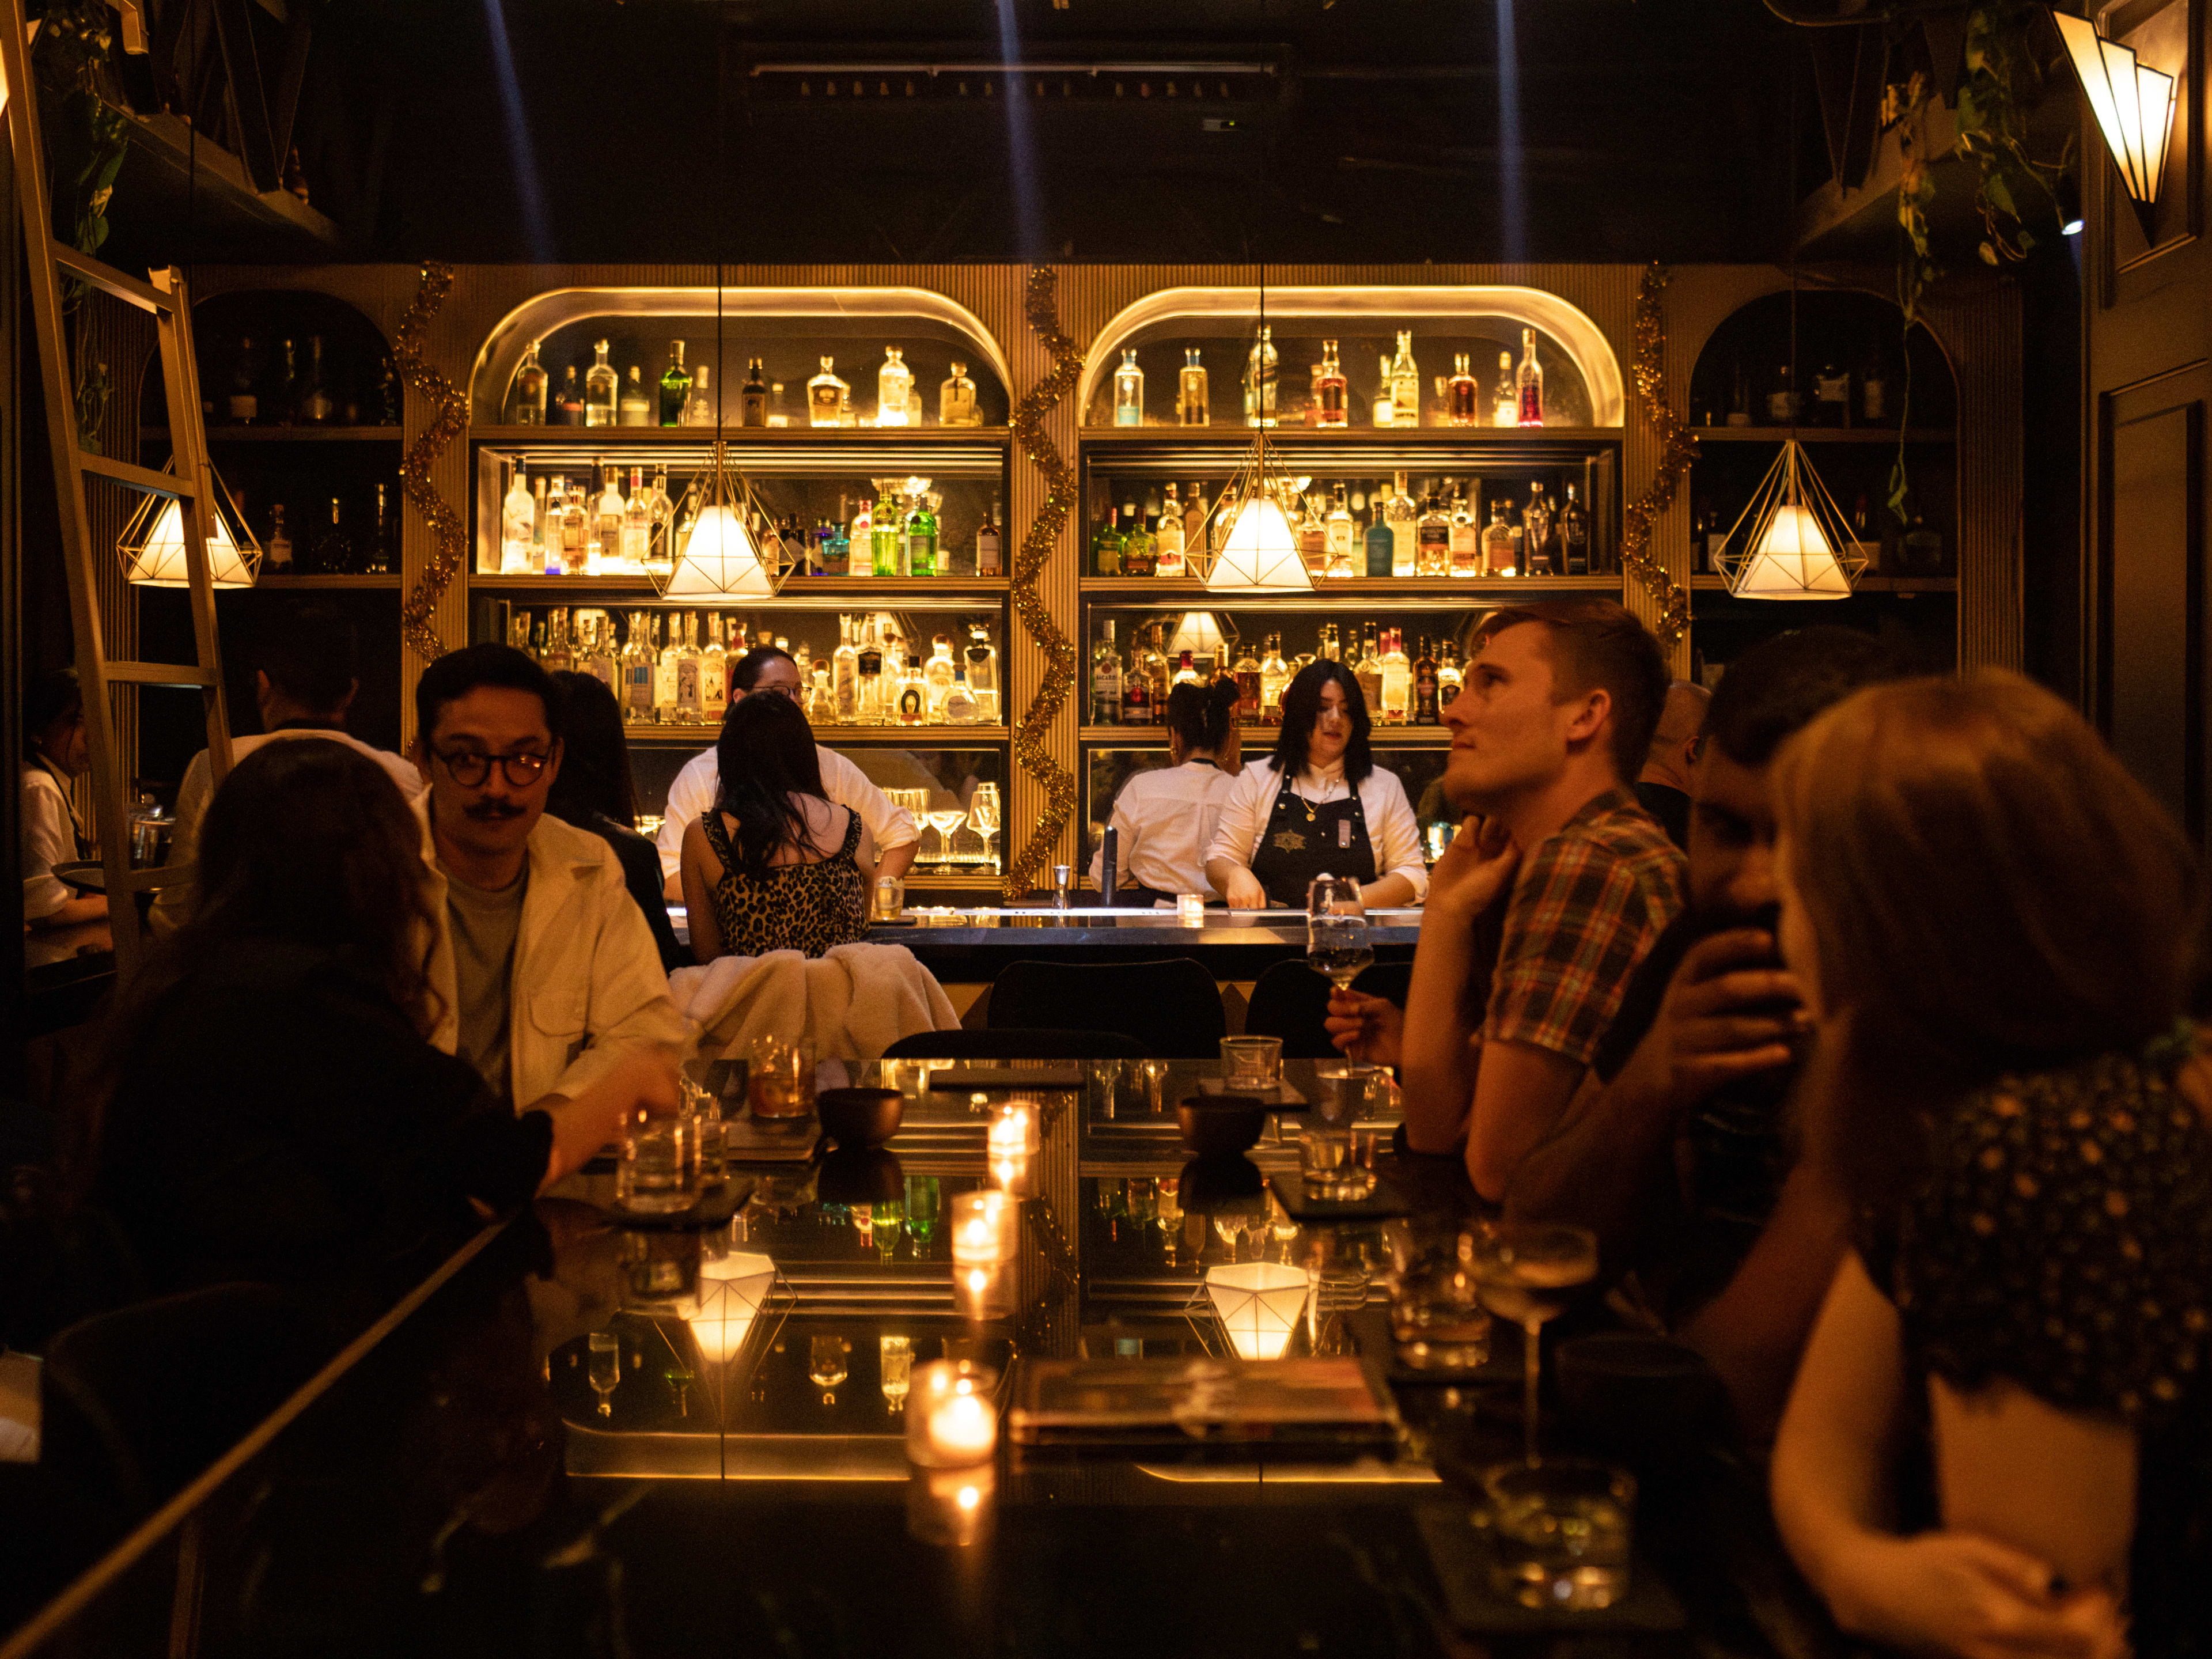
[816,1086,906,1149]
[1176,1093,1268,1157]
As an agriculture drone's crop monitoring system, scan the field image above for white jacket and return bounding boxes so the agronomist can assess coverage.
[420,801,689,1109]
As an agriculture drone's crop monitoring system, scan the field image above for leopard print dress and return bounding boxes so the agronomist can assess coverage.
[699,807,869,960]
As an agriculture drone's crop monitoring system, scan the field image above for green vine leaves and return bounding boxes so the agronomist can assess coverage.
[1953,0,2073,266]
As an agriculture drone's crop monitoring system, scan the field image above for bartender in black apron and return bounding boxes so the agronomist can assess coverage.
[1248,776,1377,909]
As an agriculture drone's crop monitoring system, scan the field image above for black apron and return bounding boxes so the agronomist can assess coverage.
[1248,775,1377,908]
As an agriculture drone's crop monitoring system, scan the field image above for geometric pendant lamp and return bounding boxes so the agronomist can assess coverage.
[1714,438,1867,600]
[116,462,260,587]
[1205,1261,1312,1359]
[685,1249,777,1365]
[2052,9,2178,237]
[1195,435,1314,592]
[655,438,790,599]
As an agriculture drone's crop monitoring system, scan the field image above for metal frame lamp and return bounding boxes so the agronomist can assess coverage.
[1714,439,1866,600]
[116,465,259,588]
[1205,1262,1312,1361]
[654,439,791,599]
[2054,9,2177,235]
[1194,438,1312,592]
[685,1249,777,1364]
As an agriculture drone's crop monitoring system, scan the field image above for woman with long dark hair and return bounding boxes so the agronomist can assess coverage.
[1088,679,1243,904]
[544,671,683,971]
[1768,671,2207,1659]
[1205,659,1427,910]
[679,691,877,961]
[95,740,676,1299]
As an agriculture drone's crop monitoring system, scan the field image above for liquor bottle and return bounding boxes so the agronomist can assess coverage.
[1416,488,1450,578]
[650,615,679,723]
[531,477,551,572]
[1090,620,1124,726]
[1297,494,1329,580]
[857,618,885,722]
[964,623,1000,723]
[1318,622,1341,665]
[872,481,902,575]
[1388,331,1421,428]
[825,503,850,577]
[1430,376,1451,427]
[647,473,673,570]
[1184,483,1209,564]
[1414,637,1440,724]
[1493,351,1517,427]
[266,502,292,573]
[808,356,847,427]
[272,338,299,426]
[1092,505,1124,577]
[944,669,979,725]
[1178,347,1209,426]
[584,615,618,690]
[660,342,690,426]
[681,362,715,425]
[620,467,650,569]
[594,468,624,573]
[585,340,618,426]
[941,360,978,426]
[1447,352,1478,426]
[1380,628,1411,725]
[1122,635,1152,725]
[923,634,957,719]
[1813,360,1850,427]
[1139,622,1171,714]
[1231,637,1262,721]
[733,357,763,426]
[1448,488,1481,577]
[668,612,699,721]
[888,654,924,726]
[560,482,587,574]
[296,335,334,424]
[501,464,534,574]
[1154,483,1185,577]
[702,613,729,725]
[1767,363,1799,426]
[619,366,653,427]
[1372,353,1394,429]
[1438,639,1464,709]
[226,335,260,423]
[1481,498,1516,576]
[1524,482,1554,575]
[1259,633,1290,725]
[550,365,581,426]
[1113,349,1144,426]
[1365,486,1395,578]
[370,352,400,424]
[1379,472,1415,578]
[1244,325,1278,427]
[1324,483,1356,578]
[877,346,912,426]
[905,490,940,576]
[312,495,354,574]
[1517,328,1546,426]
[365,482,396,574]
[1122,503,1157,577]
[622,613,655,722]
[1165,650,1195,691]
[1315,339,1348,429]
[767,382,790,427]
[1354,626,1383,717]
[543,610,574,676]
[1861,351,1888,423]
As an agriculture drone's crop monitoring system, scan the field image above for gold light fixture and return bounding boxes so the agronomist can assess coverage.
[654,438,792,599]
[2054,9,2176,228]
[116,463,259,588]
[1195,444,1312,592]
[1714,439,1865,600]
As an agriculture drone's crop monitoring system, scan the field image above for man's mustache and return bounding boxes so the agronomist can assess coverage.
[464,801,526,820]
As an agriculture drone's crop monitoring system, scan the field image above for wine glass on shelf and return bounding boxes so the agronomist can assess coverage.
[926,801,968,865]
[586,1330,621,1419]
[1471,1222,1599,1466]
[1306,873,1373,993]
[968,784,1002,872]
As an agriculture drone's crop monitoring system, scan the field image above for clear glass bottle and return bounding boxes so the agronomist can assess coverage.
[1523,482,1554,575]
[1315,339,1347,429]
[555,364,584,426]
[587,614,620,691]
[1384,471,1418,578]
[622,612,655,722]
[550,482,579,575]
[1324,483,1356,578]
[1493,351,1517,427]
[1092,619,1123,726]
[1438,639,1464,709]
[618,365,653,427]
[1113,349,1145,427]
[877,346,912,427]
[940,360,978,426]
[923,634,957,719]
[808,356,847,427]
[1297,493,1329,580]
[976,494,1003,577]
[1171,650,1200,690]
[1372,353,1395,429]
[1447,352,1479,426]
[1154,483,1185,577]
[857,616,885,722]
[1185,482,1210,565]
[541,609,574,676]
[651,615,680,722]
[702,613,729,725]
[893,653,927,726]
[1380,628,1411,725]
[1259,632,1290,725]
[964,623,1000,724]
[1416,487,1450,578]
[1244,325,1278,427]
[942,670,978,725]
[675,363,712,426]
[675,612,703,723]
[1122,631,1153,725]
[620,466,650,569]
[872,480,902,576]
[1354,625,1384,718]
[658,341,690,426]
[1446,487,1480,577]
[1561,482,1591,575]
[585,339,618,426]
[594,468,625,574]
[1227,637,1259,722]
[501,464,534,574]
[1178,347,1209,426]
[905,490,939,577]
[1481,498,1516,575]
[266,502,292,573]
[647,472,673,571]
[1388,330,1421,429]
[1517,328,1545,426]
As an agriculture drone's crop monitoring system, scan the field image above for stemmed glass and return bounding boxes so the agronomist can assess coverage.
[1306,873,1373,993]
[968,784,1002,872]
[926,803,968,865]
[1472,1222,1599,1466]
[586,1330,621,1419]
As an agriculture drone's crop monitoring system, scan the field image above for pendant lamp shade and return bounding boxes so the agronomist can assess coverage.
[686,1250,776,1364]
[2054,10,2176,210]
[1196,437,1313,592]
[1714,440,1866,601]
[118,469,260,588]
[1205,1262,1312,1361]
[1167,611,1233,658]
[654,440,788,599]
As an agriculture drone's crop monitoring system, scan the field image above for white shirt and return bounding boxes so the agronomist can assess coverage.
[1205,755,1430,903]
[151,729,427,935]
[657,743,919,883]
[21,759,84,922]
[1086,757,1238,900]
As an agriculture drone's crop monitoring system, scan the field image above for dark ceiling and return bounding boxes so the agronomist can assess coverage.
[134,0,1812,267]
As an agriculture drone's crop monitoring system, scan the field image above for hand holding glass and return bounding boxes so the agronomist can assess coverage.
[1307,873,1373,991]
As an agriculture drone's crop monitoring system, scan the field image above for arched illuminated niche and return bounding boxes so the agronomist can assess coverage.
[469,287,1013,425]
[1077,286,1625,430]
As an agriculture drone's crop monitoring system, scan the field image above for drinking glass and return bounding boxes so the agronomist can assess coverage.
[1307,873,1373,993]
[1472,1223,1600,1465]
[1483,1459,1636,1610]
[809,1334,851,1401]
[748,1036,817,1119]
[586,1330,621,1418]
[616,1116,697,1214]
[927,807,967,865]
[873,876,906,921]
[1219,1035,1283,1089]
[968,784,1002,870]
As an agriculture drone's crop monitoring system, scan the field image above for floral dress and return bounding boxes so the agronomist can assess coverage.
[699,808,868,960]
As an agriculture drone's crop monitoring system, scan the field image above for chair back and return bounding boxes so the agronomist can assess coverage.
[987,958,1225,1057]
[1244,959,1412,1058]
[882,1027,1151,1060]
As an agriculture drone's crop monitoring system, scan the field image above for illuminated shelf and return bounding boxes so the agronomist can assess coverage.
[1078,575,1620,596]
[472,575,1009,601]
[1685,427,1954,445]
[1078,425,1623,444]
[144,426,402,442]
[470,425,1009,446]
[1688,574,1956,593]
[624,724,1010,746]
[254,574,402,589]
[1081,724,1453,745]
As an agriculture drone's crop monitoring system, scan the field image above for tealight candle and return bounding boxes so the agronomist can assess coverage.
[948,1190,1018,1265]
[906,1359,1002,1467]
[986,1101,1040,1158]
[926,1392,998,1463]
[1179,892,1206,927]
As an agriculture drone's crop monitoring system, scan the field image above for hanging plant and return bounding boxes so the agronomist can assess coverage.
[32,0,131,451]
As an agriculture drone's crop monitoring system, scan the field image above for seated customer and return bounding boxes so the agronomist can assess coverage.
[545,671,684,974]
[1205,660,1428,911]
[20,669,107,930]
[1327,598,1685,1199]
[411,645,688,1112]
[1505,627,1905,1439]
[1770,672,2202,1659]
[680,692,877,962]
[153,604,423,933]
[1088,679,1242,904]
[96,740,677,1298]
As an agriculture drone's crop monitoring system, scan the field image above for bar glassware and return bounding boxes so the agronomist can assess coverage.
[586,1331,621,1417]
[1219,1035,1283,1089]
[873,876,906,921]
[1051,863,1074,912]
[748,1036,817,1119]
[1474,1222,1600,1465]
[616,1116,697,1214]
[968,784,1001,871]
[1307,873,1373,991]
[1483,1459,1636,1611]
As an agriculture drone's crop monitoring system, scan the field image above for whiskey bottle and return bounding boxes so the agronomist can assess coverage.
[964,623,1001,724]
[585,340,618,426]
[554,365,584,426]
[1171,650,1200,690]
[660,341,690,426]
[740,358,768,426]
[1316,339,1347,429]
[1416,488,1451,578]
[1562,483,1591,575]
[619,365,653,427]
[1389,331,1421,428]
[620,466,650,569]
[977,495,1003,576]
[1524,482,1554,575]
[1259,632,1290,724]
[877,346,912,427]
[1122,505,1157,577]
[1372,353,1395,429]
[1493,352,1517,427]
[1113,349,1145,426]
[1380,628,1411,725]
[1365,486,1395,577]
[1413,637,1440,725]
[905,490,940,576]
[1517,328,1546,427]
[1325,483,1356,578]
[1140,622,1171,713]
[941,361,979,426]
[266,502,292,573]
[702,613,730,725]
[1354,625,1384,718]
[1297,494,1329,580]
[1438,639,1464,709]
[1233,638,1262,722]
[1481,499,1516,576]
[1447,353,1479,426]
[1385,472,1418,578]
[1154,483,1185,577]
[1448,488,1482,577]
[857,618,886,722]
[1092,619,1123,725]
[1122,636,1153,724]
[1178,347,1209,426]
[808,356,847,427]
[1244,325,1278,427]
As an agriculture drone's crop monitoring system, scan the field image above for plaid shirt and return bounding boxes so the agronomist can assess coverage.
[1483,788,1689,1068]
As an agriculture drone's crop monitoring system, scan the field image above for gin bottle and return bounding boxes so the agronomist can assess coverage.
[964,623,1000,724]
[905,490,940,577]
[1177,348,1209,426]
[619,365,653,427]
[877,347,912,426]
[620,467,650,569]
[584,339,618,426]
[1324,482,1355,578]
[1480,499,1515,575]
[1113,349,1144,426]
[1447,353,1478,426]
[673,361,713,426]
[1154,483,1185,577]
[1493,352,1517,427]
[1372,353,1395,429]
[832,616,859,723]
[702,613,729,725]
[674,612,703,722]
[647,473,673,571]
[1259,633,1290,725]
[940,361,978,426]
[1416,488,1450,578]
[594,468,625,573]
[1185,482,1209,564]
[1244,325,1278,427]
[1380,628,1411,725]
[1388,331,1421,428]
[807,356,847,427]
[559,483,586,575]
[1365,487,1394,577]
[652,615,681,722]
[1315,339,1347,429]
[893,654,928,726]
[508,339,548,425]
[501,464,535,574]
[621,612,656,722]
[1517,328,1545,426]
[924,634,957,719]
[1386,471,1418,578]
[1092,505,1123,578]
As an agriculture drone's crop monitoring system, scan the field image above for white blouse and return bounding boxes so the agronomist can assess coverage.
[1086,757,1239,900]
[1205,756,1429,903]
[21,760,84,922]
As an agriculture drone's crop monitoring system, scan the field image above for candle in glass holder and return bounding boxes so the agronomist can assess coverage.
[986,1101,1040,1158]
[906,1359,1001,1467]
[906,1461,996,1546]
[954,1260,1018,1320]
[949,1190,1017,1265]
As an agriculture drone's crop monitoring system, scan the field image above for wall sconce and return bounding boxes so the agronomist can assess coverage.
[2054,9,2177,234]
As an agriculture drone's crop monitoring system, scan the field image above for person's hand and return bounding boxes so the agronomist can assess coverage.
[1833,1532,2127,1659]
[1615,927,1805,1119]
[1425,816,1518,920]
[537,1048,683,1188]
[1325,988,1404,1069]
[1223,866,1267,910]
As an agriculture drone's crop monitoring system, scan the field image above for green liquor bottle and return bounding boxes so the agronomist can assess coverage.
[1093,507,1124,577]
[658,341,690,426]
[1365,490,1394,577]
[904,491,940,578]
[872,482,902,576]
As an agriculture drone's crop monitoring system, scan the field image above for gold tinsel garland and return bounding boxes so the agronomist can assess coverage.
[1619,262,1696,649]
[1003,266,1085,899]
[392,260,470,666]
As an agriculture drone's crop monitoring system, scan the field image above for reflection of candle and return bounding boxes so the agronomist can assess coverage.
[949,1191,1017,1264]
[907,1359,1002,1467]
[987,1101,1040,1157]
[1179,893,1206,927]
[926,1393,998,1463]
[954,1260,1018,1320]
[906,1461,996,1547]
[989,1154,1034,1196]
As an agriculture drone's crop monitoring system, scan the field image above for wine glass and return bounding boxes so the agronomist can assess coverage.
[1471,1223,1599,1465]
[586,1330,621,1419]
[968,784,1002,871]
[926,805,968,865]
[1306,873,1373,993]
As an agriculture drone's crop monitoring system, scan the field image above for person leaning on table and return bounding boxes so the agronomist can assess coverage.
[1204,658,1427,912]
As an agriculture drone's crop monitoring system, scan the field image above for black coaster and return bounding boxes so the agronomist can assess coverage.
[1415,1502,1685,1634]
[604,1175,756,1230]
[1266,1166,1409,1221]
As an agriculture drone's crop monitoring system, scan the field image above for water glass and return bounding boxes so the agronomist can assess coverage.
[1220,1035,1283,1089]
[616,1115,697,1214]
[1389,1252,1491,1371]
[873,876,906,922]
[1482,1459,1636,1611]
[749,1036,817,1119]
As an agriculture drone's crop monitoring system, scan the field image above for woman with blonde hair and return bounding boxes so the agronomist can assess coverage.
[1768,669,2208,1659]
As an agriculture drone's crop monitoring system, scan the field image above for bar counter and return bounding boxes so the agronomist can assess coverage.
[12,1058,1832,1659]
[866,906,1425,978]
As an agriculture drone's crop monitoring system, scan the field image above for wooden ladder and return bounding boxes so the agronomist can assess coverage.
[2,1,235,974]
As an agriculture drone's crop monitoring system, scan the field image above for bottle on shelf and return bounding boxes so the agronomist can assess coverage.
[1448,487,1481,577]
[674,612,703,722]
[1259,632,1290,725]
[825,499,851,577]
[1767,363,1799,426]
[1492,351,1517,427]
[1364,484,1395,578]
[499,464,533,574]
[620,467,650,569]
[893,654,927,725]
[1154,483,1185,577]
[1354,625,1383,718]
[226,335,260,424]
[1438,639,1464,709]
[1165,650,1195,691]
[766,381,790,427]
[1516,328,1546,426]
[296,335,334,424]
[594,468,624,574]
[1296,494,1328,580]
[647,472,673,571]
[1524,481,1554,575]
[542,610,574,676]
[272,338,298,426]
[808,356,847,427]
[585,340,618,426]
[1416,487,1450,579]
[877,347,912,427]
[965,623,1000,723]
[560,481,587,575]
[1113,349,1144,427]
[1372,352,1395,429]
[1178,347,1209,426]
[1325,482,1356,578]
[1380,472,1416,578]
[1317,622,1340,665]
[660,342,690,426]
[872,480,902,576]
[906,489,940,577]
[1092,503,1124,577]
[857,617,885,721]
[1244,325,1278,427]
[1861,350,1888,423]
[1481,498,1516,576]
[618,366,652,427]
[1813,360,1850,427]
[1184,482,1209,565]
[1316,339,1347,429]
[941,360,979,426]
[312,495,353,574]
[1121,630,1152,725]
[365,482,396,575]
[266,502,291,574]
[1380,628,1411,725]
[1231,637,1261,721]
[621,612,654,722]
[1139,622,1171,714]
[530,476,551,573]
[647,615,677,723]
[730,358,762,426]
[555,365,584,425]
[1429,375,1450,428]
[830,617,859,723]
[923,634,957,718]
[1122,502,1156,578]
[1414,637,1440,725]
[584,614,618,690]
[702,613,729,725]
[1389,331,1421,428]
[1448,353,1478,426]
